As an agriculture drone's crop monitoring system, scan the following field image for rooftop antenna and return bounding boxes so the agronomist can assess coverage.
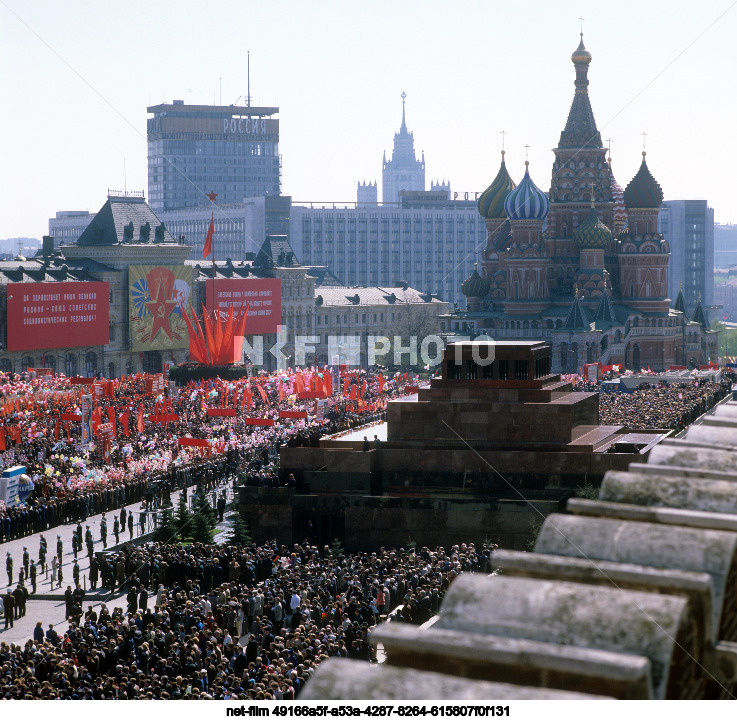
[123,157,127,195]
[500,129,506,152]
[247,51,251,107]
[641,130,648,153]
[219,77,222,106]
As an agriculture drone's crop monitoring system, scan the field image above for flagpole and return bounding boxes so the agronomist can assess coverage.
[206,191,218,327]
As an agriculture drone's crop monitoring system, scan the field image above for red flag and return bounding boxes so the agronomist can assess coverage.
[323,370,333,396]
[256,383,268,405]
[361,380,367,396]
[295,373,305,394]
[54,419,59,441]
[279,380,284,403]
[121,411,129,437]
[203,212,214,259]
[136,403,144,434]
[349,385,358,401]
[108,406,116,437]
[378,374,385,393]
[343,377,350,396]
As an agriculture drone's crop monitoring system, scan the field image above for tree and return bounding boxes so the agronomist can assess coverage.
[153,507,180,545]
[193,485,217,529]
[711,321,737,358]
[190,512,215,544]
[174,493,193,541]
[227,514,252,546]
[329,537,345,558]
[388,300,444,372]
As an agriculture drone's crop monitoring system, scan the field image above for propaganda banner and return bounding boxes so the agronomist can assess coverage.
[129,265,193,351]
[205,277,281,335]
[7,281,109,351]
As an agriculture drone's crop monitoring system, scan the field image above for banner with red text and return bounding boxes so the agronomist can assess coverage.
[7,281,109,351]
[206,278,281,335]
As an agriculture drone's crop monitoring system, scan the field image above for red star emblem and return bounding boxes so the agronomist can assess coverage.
[145,282,177,342]
[207,190,218,202]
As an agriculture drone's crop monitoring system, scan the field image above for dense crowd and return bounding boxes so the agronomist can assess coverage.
[570,374,733,431]
[0,368,414,544]
[0,541,491,699]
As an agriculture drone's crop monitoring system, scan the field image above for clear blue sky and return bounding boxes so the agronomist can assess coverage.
[2,0,736,240]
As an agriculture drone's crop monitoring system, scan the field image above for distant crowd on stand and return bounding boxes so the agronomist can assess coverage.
[0,541,491,699]
[568,372,734,431]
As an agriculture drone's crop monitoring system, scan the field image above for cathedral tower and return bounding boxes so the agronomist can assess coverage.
[546,35,614,271]
[616,152,670,313]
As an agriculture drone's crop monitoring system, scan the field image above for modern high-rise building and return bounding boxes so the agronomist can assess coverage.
[48,210,94,248]
[713,223,737,269]
[146,101,280,212]
[658,200,714,312]
[381,93,425,204]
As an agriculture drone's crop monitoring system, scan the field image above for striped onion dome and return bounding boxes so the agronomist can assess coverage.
[574,204,613,249]
[461,264,489,298]
[503,161,549,221]
[623,152,664,209]
[477,151,516,219]
[609,161,628,227]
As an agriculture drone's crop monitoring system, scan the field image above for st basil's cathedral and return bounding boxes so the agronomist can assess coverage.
[456,35,718,372]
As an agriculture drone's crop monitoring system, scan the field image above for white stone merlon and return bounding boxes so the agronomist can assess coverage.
[300,659,613,701]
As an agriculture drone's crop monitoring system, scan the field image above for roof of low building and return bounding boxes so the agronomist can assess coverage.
[317,286,444,307]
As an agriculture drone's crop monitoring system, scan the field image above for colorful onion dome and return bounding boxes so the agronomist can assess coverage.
[477,151,516,219]
[609,161,628,227]
[623,152,664,209]
[503,161,549,221]
[574,203,613,249]
[461,264,489,298]
[571,34,592,65]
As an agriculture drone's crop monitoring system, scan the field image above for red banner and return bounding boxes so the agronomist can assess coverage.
[145,375,165,395]
[7,281,109,351]
[297,391,328,400]
[69,377,96,385]
[60,413,82,421]
[244,418,275,426]
[177,438,210,447]
[205,277,281,335]
[206,408,237,417]
[149,414,180,423]
[279,411,308,419]
[404,385,419,394]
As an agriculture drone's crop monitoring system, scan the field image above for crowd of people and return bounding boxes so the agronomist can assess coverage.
[0,367,415,545]
[569,373,733,431]
[0,540,491,699]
